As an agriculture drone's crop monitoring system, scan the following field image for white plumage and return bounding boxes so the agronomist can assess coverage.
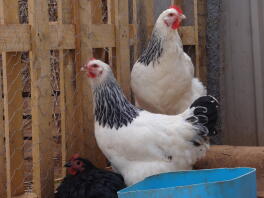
[82,59,218,186]
[131,6,206,115]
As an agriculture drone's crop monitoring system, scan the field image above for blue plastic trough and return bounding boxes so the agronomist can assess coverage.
[118,168,256,198]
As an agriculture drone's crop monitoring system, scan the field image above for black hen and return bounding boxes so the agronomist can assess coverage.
[55,154,126,198]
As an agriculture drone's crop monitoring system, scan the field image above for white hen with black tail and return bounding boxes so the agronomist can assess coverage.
[82,59,219,186]
[131,5,206,115]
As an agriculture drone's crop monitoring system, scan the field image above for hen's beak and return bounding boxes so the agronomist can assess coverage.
[81,66,86,71]
[64,161,72,168]
[179,14,186,20]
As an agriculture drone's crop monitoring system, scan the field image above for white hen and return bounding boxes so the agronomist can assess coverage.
[82,59,218,186]
[131,5,206,115]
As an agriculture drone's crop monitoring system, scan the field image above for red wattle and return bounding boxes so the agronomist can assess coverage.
[172,20,180,30]
[87,72,96,78]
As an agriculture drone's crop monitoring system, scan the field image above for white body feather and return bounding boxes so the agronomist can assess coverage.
[94,110,208,186]
[131,12,206,115]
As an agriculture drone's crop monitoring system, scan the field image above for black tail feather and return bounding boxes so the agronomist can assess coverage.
[187,95,219,137]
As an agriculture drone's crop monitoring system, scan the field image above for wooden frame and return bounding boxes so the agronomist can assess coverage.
[0,0,202,197]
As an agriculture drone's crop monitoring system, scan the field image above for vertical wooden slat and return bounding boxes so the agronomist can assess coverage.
[0,58,7,198]
[250,0,264,146]
[197,0,207,84]
[171,0,182,7]
[74,0,106,168]
[107,0,117,76]
[28,0,53,197]
[193,0,200,77]
[133,0,154,59]
[57,0,81,176]
[114,0,131,99]
[0,0,25,197]
[92,0,106,60]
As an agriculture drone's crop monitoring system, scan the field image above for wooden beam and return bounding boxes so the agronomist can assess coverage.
[0,57,7,198]
[0,23,197,52]
[114,0,131,99]
[28,0,54,197]
[0,0,25,197]
[58,0,82,176]
[0,24,31,52]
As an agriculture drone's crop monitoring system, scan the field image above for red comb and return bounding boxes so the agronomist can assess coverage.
[89,57,96,61]
[70,153,80,160]
[169,5,183,15]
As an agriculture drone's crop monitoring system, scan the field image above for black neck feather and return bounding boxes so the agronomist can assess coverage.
[93,75,140,129]
[137,31,163,66]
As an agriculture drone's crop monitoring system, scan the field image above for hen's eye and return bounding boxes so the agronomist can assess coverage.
[76,161,81,165]
[168,13,174,17]
[92,64,99,68]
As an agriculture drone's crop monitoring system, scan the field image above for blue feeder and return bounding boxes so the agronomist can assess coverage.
[118,167,256,198]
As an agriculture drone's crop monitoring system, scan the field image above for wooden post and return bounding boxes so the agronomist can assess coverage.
[107,0,117,76]
[92,0,106,60]
[58,0,82,176]
[133,0,154,59]
[0,0,25,197]
[171,0,182,7]
[74,0,106,168]
[197,0,207,84]
[194,0,200,77]
[0,58,7,198]
[114,0,131,99]
[28,0,53,197]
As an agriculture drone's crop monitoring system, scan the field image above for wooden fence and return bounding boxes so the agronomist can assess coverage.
[0,0,206,197]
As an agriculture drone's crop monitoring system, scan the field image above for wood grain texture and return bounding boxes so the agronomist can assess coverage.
[250,0,264,146]
[133,0,154,58]
[195,145,264,195]
[114,0,131,100]
[0,0,25,197]
[221,0,259,145]
[76,0,106,168]
[197,0,207,84]
[0,53,7,198]
[28,0,54,197]
[58,0,82,177]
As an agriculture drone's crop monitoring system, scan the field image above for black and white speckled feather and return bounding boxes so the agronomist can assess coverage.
[93,74,141,129]
[137,31,163,66]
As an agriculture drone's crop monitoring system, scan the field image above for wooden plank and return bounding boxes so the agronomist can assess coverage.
[197,0,207,84]
[58,0,83,176]
[28,0,54,197]
[90,24,116,48]
[0,0,25,197]
[0,23,196,52]
[92,0,106,79]
[0,57,7,198]
[107,0,117,76]
[221,0,258,145]
[193,0,200,77]
[75,0,106,168]
[13,192,38,198]
[0,24,31,52]
[133,0,154,59]
[171,0,182,7]
[49,23,76,50]
[250,0,264,146]
[114,0,131,99]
